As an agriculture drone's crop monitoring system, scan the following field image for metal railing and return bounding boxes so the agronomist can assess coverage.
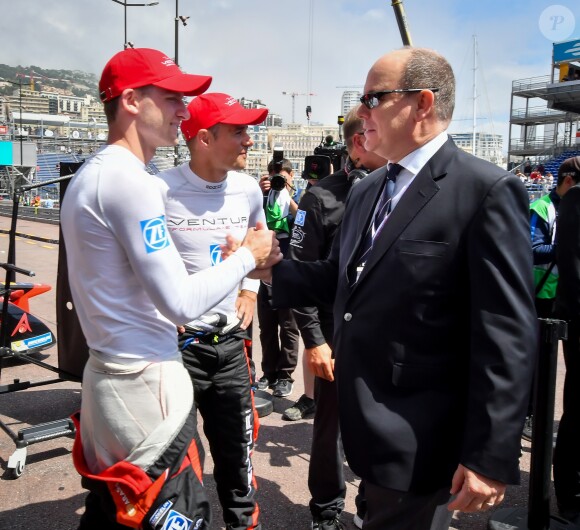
[0,202,59,225]
[512,75,552,92]
[511,107,568,120]
[509,137,561,151]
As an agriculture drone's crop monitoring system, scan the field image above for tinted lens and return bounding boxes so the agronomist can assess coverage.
[360,94,376,110]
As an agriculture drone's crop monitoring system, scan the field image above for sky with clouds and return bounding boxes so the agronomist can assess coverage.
[2,0,579,148]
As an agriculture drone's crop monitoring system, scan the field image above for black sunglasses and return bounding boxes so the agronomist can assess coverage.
[359,88,440,110]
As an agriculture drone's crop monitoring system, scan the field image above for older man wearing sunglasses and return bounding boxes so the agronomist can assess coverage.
[266,46,536,530]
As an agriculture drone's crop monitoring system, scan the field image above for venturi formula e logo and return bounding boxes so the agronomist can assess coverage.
[141,216,171,253]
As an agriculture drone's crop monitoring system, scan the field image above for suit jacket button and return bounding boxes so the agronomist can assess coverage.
[344,313,352,321]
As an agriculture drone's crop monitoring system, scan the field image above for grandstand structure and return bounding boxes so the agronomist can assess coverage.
[508,38,580,171]
[10,45,578,198]
[0,109,182,197]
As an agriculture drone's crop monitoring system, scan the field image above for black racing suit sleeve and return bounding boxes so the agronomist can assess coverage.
[287,189,329,349]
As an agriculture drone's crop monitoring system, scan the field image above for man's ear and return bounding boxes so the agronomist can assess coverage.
[120,88,139,116]
[414,89,436,122]
[197,129,211,148]
[351,132,365,154]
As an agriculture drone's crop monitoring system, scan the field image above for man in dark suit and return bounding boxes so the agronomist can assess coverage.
[554,161,580,524]
[263,47,537,529]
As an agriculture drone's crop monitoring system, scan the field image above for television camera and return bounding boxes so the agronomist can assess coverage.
[302,135,347,182]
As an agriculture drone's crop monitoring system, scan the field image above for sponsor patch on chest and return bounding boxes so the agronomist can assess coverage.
[210,244,223,265]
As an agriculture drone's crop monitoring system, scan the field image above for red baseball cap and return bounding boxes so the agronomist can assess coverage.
[181,93,269,141]
[99,48,212,102]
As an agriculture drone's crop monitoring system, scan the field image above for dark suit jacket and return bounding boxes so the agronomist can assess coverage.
[555,183,580,321]
[272,138,537,493]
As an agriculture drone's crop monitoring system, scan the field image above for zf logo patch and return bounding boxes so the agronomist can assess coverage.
[161,510,193,530]
[141,216,170,253]
[294,209,307,226]
[210,244,222,266]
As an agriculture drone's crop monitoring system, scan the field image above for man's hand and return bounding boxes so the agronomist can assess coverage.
[235,290,256,330]
[447,464,506,513]
[221,234,240,260]
[259,174,271,193]
[305,343,335,381]
[221,222,282,268]
[241,221,282,269]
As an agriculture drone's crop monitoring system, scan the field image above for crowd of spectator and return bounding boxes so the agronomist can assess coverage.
[514,161,556,201]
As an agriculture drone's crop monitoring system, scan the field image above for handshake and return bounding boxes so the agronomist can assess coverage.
[222,221,281,282]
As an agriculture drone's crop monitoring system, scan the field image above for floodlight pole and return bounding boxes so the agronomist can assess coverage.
[7,80,23,168]
[124,1,127,48]
[174,0,180,166]
[175,0,179,67]
[110,0,159,49]
[17,82,22,167]
[391,0,413,46]
[173,0,188,166]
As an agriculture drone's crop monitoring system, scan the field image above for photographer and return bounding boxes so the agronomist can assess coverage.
[285,106,385,529]
[259,158,299,239]
[255,158,301,397]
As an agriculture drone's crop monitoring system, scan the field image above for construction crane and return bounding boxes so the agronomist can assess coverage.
[282,91,316,123]
[16,72,35,91]
[16,70,55,91]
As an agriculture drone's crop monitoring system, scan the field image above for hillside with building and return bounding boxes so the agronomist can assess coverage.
[3,39,578,202]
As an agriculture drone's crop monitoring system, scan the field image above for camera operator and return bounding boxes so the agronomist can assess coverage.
[284,105,385,530]
[314,135,347,175]
[255,158,301,398]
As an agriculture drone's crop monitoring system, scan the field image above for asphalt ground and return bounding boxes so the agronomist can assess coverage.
[0,216,567,530]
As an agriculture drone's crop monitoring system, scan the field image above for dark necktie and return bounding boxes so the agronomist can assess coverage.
[352,163,403,280]
[372,163,403,230]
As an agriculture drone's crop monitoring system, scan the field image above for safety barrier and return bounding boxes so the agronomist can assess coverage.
[0,202,59,225]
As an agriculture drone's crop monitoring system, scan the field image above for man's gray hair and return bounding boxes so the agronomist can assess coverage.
[400,47,455,123]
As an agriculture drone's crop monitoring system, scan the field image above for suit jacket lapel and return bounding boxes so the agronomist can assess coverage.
[353,150,449,289]
[345,167,389,271]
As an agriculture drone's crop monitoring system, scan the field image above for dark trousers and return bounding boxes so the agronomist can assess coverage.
[180,331,260,530]
[364,482,453,530]
[553,318,580,513]
[257,282,299,381]
[308,318,365,521]
[309,376,346,520]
